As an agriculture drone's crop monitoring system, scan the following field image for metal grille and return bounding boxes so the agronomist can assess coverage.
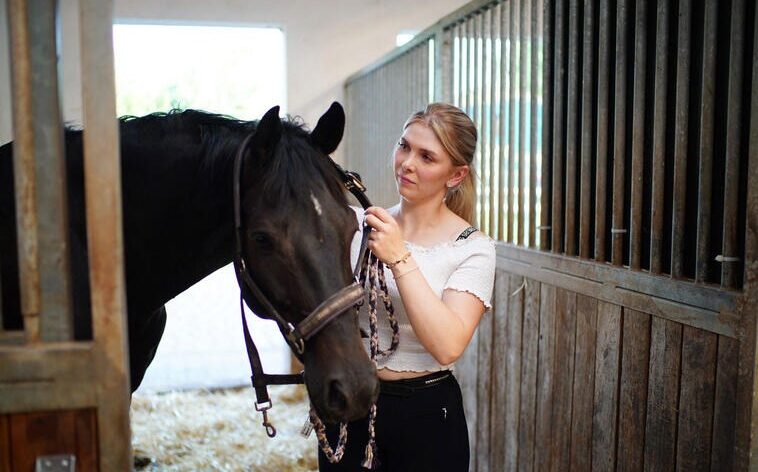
[544,0,753,289]
[345,0,754,290]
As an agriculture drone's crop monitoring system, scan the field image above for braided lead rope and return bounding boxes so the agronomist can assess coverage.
[311,251,401,468]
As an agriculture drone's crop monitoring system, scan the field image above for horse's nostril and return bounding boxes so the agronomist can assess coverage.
[327,379,349,413]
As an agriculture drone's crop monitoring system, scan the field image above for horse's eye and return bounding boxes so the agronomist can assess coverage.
[249,231,276,252]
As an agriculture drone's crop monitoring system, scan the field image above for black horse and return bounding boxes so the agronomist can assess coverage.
[0,103,378,422]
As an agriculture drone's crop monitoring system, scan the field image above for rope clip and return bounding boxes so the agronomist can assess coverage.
[255,401,277,437]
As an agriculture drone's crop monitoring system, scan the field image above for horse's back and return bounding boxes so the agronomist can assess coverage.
[0,135,92,338]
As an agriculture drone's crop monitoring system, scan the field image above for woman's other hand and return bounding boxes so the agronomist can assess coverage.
[364,206,407,265]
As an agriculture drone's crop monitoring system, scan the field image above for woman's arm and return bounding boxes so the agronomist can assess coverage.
[364,206,488,365]
[392,259,486,365]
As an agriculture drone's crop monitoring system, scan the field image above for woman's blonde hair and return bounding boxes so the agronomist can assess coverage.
[403,103,478,223]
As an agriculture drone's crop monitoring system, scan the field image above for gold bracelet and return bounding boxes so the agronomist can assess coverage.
[386,251,412,269]
[393,266,419,279]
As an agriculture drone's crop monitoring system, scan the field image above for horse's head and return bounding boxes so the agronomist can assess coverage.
[236,103,378,422]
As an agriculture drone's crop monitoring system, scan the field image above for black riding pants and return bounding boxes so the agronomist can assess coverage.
[318,371,469,472]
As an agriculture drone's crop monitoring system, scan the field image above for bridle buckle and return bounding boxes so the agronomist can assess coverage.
[344,170,366,193]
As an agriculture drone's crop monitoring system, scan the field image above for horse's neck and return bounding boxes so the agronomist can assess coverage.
[121,132,241,313]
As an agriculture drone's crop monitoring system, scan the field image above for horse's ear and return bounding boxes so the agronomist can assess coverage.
[247,105,282,167]
[310,102,345,155]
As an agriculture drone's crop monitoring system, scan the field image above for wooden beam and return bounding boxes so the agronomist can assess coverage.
[497,243,739,337]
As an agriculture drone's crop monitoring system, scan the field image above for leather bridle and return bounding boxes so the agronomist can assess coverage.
[232,133,372,436]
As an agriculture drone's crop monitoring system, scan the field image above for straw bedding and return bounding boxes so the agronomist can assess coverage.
[131,385,318,471]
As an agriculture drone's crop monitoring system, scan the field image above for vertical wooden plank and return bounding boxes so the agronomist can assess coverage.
[629,0,647,271]
[579,0,595,259]
[564,0,579,256]
[611,0,630,266]
[671,0,692,279]
[518,278,541,472]
[617,309,652,471]
[0,415,10,472]
[644,317,683,472]
[540,0,554,251]
[650,0,670,274]
[79,0,132,468]
[550,288,576,471]
[74,409,98,472]
[710,336,738,471]
[594,0,611,263]
[8,0,41,336]
[490,272,510,471]
[480,8,491,235]
[742,3,758,469]
[592,301,622,471]
[551,0,566,253]
[720,0,746,289]
[694,0,718,283]
[504,275,524,470]
[535,284,557,472]
[569,294,597,471]
[458,313,480,471]
[675,327,717,470]
[476,274,496,472]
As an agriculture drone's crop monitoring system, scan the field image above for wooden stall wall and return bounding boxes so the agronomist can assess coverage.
[346,0,757,470]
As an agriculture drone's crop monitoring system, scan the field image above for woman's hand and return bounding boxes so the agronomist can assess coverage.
[364,206,407,265]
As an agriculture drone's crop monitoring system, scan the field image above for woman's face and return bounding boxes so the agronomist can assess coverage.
[393,122,467,203]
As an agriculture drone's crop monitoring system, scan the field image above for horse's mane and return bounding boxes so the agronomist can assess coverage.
[116,109,347,208]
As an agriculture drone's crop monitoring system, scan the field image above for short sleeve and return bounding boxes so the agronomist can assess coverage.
[443,238,496,310]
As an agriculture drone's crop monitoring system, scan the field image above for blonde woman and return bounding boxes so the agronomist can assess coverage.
[319,103,496,471]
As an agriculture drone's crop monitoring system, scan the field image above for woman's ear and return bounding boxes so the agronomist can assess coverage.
[447,165,469,189]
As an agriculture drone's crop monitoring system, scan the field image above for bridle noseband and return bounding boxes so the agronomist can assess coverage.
[232,134,372,437]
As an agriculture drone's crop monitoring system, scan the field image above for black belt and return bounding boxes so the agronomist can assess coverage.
[379,370,452,397]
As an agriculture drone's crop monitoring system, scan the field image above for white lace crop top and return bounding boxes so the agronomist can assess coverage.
[350,207,496,372]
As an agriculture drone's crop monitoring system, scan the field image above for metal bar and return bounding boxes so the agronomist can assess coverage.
[8,0,40,342]
[579,0,595,259]
[437,28,452,103]
[611,0,630,266]
[551,0,566,253]
[483,6,494,235]
[650,0,670,274]
[720,0,745,289]
[671,0,692,279]
[520,0,531,247]
[489,4,500,240]
[345,0,500,86]
[595,0,611,262]
[529,0,541,249]
[78,0,132,468]
[475,12,484,228]
[695,0,717,283]
[500,1,511,242]
[511,0,520,244]
[630,0,648,270]
[564,0,579,256]
[540,0,553,251]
